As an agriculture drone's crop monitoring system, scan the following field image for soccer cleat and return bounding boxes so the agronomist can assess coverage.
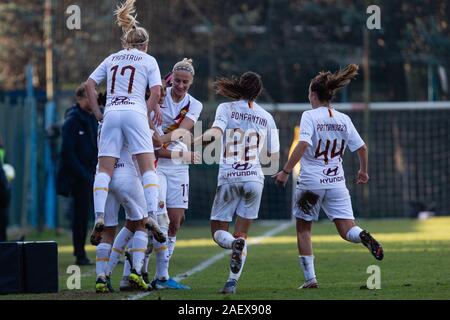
[230,238,246,274]
[105,275,114,293]
[220,279,237,294]
[90,217,105,246]
[95,275,110,293]
[151,278,191,290]
[119,276,134,291]
[359,230,384,261]
[145,218,166,243]
[129,270,149,291]
[298,278,319,289]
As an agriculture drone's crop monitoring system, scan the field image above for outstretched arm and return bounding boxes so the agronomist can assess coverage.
[193,127,223,147]
[273,141,309,187]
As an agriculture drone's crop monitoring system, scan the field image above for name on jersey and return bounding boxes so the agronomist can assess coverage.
[231,112,268,127]
[111,54,143,62]
[316,123,347,132]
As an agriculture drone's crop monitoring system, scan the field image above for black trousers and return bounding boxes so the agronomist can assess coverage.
[70,180,93,259]
[0,207,7,242]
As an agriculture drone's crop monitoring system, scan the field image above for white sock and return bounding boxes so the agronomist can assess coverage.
[142,253,150,275]
[213,230,235,249]
[93,172,111,217]
[228,243,247,282]
[299,255,316,282]
[96,243,111,278]
[167,236,177,258]
[123,256,131,277]
[142,170,159,214]
[132,231,148,275]
[105,227,133,276]
[346,226,363,243]
[123,239,133,277]
[154,226,169,280]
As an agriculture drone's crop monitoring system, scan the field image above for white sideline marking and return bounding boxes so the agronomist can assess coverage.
[126,221,293,300]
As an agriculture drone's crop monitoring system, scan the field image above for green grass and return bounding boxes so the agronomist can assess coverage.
[2,217,450,300]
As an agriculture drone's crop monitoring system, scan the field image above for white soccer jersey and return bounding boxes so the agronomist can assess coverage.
[212,100,280,186]
[89,48,162,116]
[298,106,365,190]
[157,87,203,168]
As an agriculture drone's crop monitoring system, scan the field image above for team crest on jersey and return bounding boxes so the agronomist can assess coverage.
[323,166,339,177]
[159,201,165,209]
[163,101,191,134]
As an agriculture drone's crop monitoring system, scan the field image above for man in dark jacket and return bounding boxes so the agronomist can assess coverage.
[57,83,98,265]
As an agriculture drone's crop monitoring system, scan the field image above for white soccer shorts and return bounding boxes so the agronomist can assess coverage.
[104,174,147,227]
[210,181,264,222]
[98,110,154,158]
[156,166,189,214]
[293,187,355,222]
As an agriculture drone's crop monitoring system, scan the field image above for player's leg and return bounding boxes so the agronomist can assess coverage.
[95,227,116,293]
[123,111,162,239]
[220,182,262,294]
[120,226,135,291]
[96,191,119,293]
[92,112,122,242]
[210,184,240,248]
[293,188,323,289]
[165,168,190,259]
[325,188,384,261]
[128,219,150,290]
[151,168,190,290]
[296,218,318,288]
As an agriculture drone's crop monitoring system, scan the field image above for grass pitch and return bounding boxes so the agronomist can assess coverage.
[2,217,450,300]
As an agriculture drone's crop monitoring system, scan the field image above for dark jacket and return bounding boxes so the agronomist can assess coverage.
[56,104,98,197]
[0,165,10,209]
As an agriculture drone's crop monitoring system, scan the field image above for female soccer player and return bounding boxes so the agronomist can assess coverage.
[94,121,165,292]
[85,0,163,244]
[149,59,203,290]
[195,72,280,294]
[273,64,384,289]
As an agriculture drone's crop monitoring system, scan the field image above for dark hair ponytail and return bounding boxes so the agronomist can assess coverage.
[310,64,359,102]
[214,71,263,101]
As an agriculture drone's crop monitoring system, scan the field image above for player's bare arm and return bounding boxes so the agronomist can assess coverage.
[193,127,223,147]
[273,141,309,187]
[147,85,162,126]
[159,117,196,145]
[356,144,369,184]
[86,78,103,121]
[156,148,200,164]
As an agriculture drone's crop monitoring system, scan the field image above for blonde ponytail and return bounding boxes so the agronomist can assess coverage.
[115,0,138,32]
[114,0,149,49]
